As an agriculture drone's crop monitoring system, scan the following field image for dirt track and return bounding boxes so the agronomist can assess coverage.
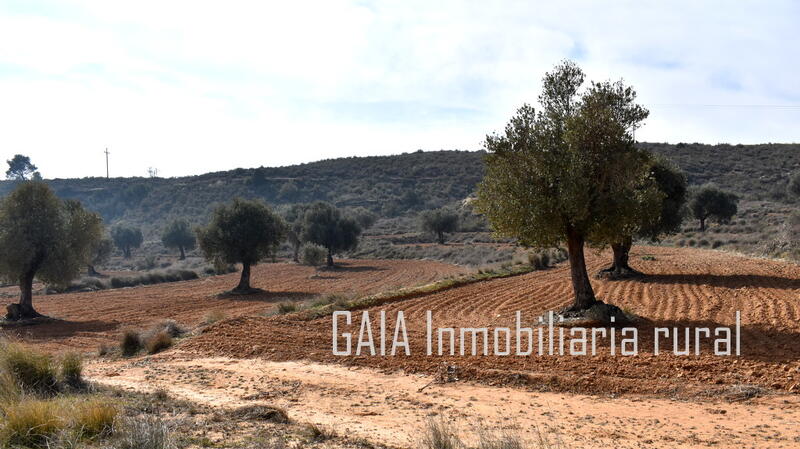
[86,355,800,449]
[184,246,800,396]
[0,259,464,352]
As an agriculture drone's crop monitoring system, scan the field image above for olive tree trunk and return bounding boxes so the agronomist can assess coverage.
[326,248,334,267]
[565,227,597,311]
[234,262,252,292]
[437,231,445,244]
[598,236,642,279]
[87,264,100,277]
[7,267,43,320]
[179,246,186,260]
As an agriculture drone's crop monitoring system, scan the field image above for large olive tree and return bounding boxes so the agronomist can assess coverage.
[0,182,103,320]
[600,157,687,278]
[302,202,361,267]
[196,198,286,293]
[475,61,656,312]
[161,219,196,260]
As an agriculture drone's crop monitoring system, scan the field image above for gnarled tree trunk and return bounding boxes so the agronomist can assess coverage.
[326,248,334,267]
[564,226,597,311]
[179,246,186,260]
[234,262,251,293]
[7,267,43,321]
[87,264,100,277]
[598,235,642,279]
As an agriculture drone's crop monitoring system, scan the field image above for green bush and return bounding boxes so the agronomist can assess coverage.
[300,242,327,266]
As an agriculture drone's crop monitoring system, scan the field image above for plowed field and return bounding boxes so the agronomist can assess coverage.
[0,259,464,352]
[185,246,800,397]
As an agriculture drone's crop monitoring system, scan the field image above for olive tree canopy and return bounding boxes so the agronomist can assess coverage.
[475,61,655,311]
[111,224,143,258]
[689,184,738,231]
[0,182,103,319]
[197,198,286,293]
[302,202,361,267]
[419,208,459,244]
[161,219,196,260]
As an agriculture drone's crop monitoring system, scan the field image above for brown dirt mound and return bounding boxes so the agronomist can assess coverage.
[0,259,464,352]
[184,246,800,397]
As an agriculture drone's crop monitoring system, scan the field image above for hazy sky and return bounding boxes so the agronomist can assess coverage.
[1,1,798,179]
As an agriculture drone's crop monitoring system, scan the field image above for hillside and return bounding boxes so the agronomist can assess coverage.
[1,143,798,240]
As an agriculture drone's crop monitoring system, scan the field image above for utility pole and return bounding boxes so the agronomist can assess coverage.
[104,148,110,179]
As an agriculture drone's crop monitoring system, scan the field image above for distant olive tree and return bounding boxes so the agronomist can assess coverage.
[475,61,654,312]
[302,202,361,267]
[689,184,738,231]
[419,208,459,244]
[88,237,114,276]
[0,182,102,320]
[161,219,196,260]
[283,203,310,262]
[196,198,287,293]
[600,157,687,278]
[111,224,143,258]
[348,207,378,230]
[5,154,40,181]
[300,242,327,266]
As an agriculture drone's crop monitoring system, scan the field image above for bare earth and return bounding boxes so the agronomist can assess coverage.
[0,259,464,352]
[86,354,800,449]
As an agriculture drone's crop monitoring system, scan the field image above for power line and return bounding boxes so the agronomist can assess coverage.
[651,103,800,109]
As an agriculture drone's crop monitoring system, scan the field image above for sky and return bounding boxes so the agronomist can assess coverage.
[0,0,798,179]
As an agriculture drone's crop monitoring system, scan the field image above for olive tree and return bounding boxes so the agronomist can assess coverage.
[689,184,738,231]
[0,182,102,320]
[111,224,143,258]
[302,202,361,267]
[600,157,687,278]
[196,198,286,293]
[419,208,459,244]
[283,203,310,262]
[88,237,114,276]
[161,219,196,260]
[475,61,655,312]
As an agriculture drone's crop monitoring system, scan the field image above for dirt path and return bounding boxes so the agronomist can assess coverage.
[0,259,464,352]
[86,354,800,449]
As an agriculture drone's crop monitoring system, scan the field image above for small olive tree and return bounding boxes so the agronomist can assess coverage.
[302,202,361,267]
[283,203,310,262]
[600,157,687,278]
[161,219,196,260]
[475,61,655,312]
[111,224,143,258]
[0,182,102,319]
[689,184,738,231]
[88,237,114,276]
[419,208,459,244]
[196,198,287,293]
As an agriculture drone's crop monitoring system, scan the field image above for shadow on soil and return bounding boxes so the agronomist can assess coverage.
[640,273,800,289]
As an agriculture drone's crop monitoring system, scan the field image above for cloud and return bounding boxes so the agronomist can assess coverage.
[0,0,798,178]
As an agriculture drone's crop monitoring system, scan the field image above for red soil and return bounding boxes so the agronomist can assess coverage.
[184,246,800,397]
[0,259,464,352]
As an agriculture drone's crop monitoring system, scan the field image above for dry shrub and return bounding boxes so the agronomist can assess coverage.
[59,352,83,387]
[145,332,173,355]
[0,398,62,447]
[70,398,117,439]
[421,418,463,449]
[230,404,289,423]
[0,342,58,395]
[110,416,176,449]
[121,331,143,357]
